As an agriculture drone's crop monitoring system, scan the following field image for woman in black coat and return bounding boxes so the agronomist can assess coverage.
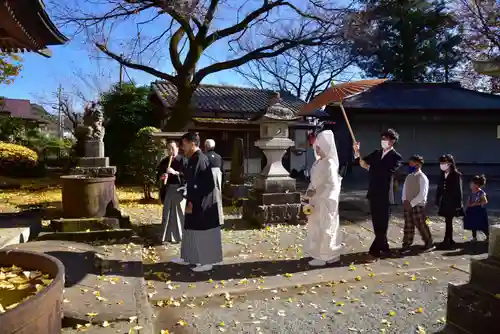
[435,154,464,248]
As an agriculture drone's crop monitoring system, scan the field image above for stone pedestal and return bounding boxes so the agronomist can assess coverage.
[242,96,304,227]
[74,139,116,177]
[445,224,500,333]
[62,134,119,219]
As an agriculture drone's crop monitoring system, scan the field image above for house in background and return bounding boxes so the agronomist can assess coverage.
[0,98,48,126]
[320,81,500,178]
[150,82,316,175]
[0,98,74,138]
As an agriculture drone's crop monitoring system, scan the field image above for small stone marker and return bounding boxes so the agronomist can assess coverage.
[489,224,500,260]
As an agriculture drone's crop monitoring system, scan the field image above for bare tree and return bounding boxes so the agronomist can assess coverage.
[235,42,354,102]
[51,0,350,130]
[455,0,500,92]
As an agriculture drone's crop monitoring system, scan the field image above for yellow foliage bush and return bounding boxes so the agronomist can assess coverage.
[0,142,38,162]
[0,142,38,176]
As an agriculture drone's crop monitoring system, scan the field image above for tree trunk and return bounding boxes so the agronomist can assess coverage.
[444,50,449,83]
[162,82,195,131]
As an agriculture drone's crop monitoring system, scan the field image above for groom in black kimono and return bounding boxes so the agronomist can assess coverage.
[353,129,403,261]
[172,132,223,272]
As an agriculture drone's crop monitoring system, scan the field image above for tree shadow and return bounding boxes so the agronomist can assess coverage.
[440,240,488,257]
[118,198,162,206]
[142,251,375,283]
[16,202,63,220]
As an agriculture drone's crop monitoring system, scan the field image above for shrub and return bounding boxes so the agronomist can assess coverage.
[129,126,164,199]
[0,141,39,176]
[230,137,244,184]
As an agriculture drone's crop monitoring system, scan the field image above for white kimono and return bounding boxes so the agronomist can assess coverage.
[303,130,343,261]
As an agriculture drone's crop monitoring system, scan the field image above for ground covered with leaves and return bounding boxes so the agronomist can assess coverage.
[0,176,163,223]
[0,177,495,334]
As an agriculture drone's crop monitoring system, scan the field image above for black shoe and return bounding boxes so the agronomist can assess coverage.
[440,239,455,249]
[422,242,436,252]
[400,246,412,255]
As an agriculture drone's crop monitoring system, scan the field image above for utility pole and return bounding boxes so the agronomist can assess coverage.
[119,53,124,88]
[57,84,63,140]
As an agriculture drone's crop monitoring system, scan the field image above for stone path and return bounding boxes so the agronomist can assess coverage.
[141,208,491,334]
[154,267,465,334]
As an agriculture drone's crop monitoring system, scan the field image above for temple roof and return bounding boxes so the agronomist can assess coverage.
[0,0,67,56]
[151,81,306,115]
[336,82,500,110]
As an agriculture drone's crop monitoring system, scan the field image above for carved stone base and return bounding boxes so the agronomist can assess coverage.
[253,175,296,193]
[72,166,117,177]
[79,157,109,168]
[242,190,304,227]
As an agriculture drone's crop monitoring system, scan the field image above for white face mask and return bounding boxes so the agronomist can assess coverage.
[440,163,449,171]
[381,140,390,150]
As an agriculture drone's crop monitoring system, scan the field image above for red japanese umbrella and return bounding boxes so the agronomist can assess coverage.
[299,79,388,142]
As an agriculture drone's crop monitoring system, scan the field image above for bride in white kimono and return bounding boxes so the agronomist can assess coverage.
[303,130,343,266]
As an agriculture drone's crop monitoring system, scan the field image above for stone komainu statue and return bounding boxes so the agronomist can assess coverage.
[80,101,105,140]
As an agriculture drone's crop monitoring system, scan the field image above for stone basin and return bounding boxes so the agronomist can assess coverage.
[60,175,119,218]
[0,250,65,334]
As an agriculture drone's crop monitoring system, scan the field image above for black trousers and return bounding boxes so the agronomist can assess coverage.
[444,216,455,242]
[369,198,391,256]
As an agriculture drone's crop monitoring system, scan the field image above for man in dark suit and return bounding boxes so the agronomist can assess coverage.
[353,129,403,261]
[205,139,224,170]
[205,139,224,225]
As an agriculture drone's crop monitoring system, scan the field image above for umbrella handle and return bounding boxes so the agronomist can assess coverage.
[339,103,356,143]
[163,155,174,185]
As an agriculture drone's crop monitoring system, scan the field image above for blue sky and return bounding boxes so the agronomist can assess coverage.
[0,1,308,106]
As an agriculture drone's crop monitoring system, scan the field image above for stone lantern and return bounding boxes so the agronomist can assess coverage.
[242,92,304,226]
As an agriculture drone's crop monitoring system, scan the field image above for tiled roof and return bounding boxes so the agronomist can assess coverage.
[339,82,500,110]
[0,98,43,120]
[151,81,307,114]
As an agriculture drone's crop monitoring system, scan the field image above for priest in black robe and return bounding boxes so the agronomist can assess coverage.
[171,132,223,272]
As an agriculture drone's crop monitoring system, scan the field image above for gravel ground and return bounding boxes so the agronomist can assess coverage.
[154,267,468,334]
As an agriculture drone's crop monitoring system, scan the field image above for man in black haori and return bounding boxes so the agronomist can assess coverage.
[171,132,223,272]
[157,140,187,244]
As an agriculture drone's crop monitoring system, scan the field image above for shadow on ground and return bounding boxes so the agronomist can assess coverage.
[16,202,63,220]
[141,251,398,283]
[440,240,488,257]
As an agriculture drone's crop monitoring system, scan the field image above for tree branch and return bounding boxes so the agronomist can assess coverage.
[194,34,332,84]
[96,43,175,82]
[169,27,186,72]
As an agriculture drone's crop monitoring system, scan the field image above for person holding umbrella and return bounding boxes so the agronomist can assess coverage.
[157,141,187,244]
[353,129,403,261]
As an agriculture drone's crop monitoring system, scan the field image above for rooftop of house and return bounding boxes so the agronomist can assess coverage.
[151,81,308,115]
[335,81,500,110]
[0,98,47,121]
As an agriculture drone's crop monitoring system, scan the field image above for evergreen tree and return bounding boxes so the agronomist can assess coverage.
[348,0,462,82]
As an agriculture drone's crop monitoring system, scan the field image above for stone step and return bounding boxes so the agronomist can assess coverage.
[0,213,41,249]
[469,258,500,295]
[446,282,500,334]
